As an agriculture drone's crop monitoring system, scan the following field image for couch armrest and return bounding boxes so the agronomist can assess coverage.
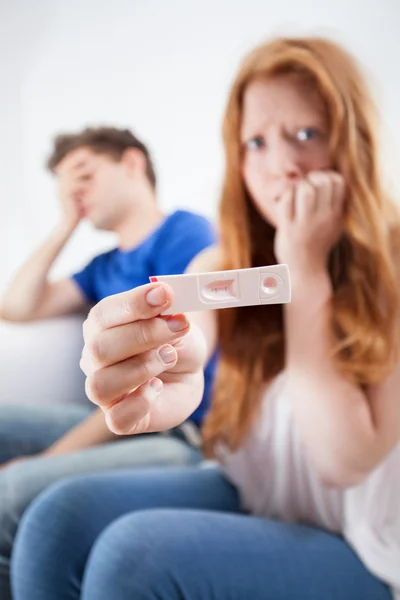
[0,315,87,407]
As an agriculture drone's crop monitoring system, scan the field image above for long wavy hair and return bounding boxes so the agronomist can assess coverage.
[202,37,400,455]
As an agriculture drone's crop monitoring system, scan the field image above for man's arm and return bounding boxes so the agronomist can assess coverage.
[1,150,92,322]
[44,408,120,456]
[0,408,119,469]
[0,223,87,321]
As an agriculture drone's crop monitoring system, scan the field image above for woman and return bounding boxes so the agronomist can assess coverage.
[11,36,400,600]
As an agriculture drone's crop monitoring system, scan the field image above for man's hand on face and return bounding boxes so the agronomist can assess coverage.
[55,150,95,234]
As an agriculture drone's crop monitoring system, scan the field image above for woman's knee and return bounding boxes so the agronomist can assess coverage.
[82,510,202,600]
[18,475,100,544]
[12,476,103,596]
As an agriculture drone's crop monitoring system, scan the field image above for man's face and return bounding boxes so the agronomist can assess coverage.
[55,147,135,231]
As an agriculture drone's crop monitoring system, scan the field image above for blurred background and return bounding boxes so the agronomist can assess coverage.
[1,0,400,294]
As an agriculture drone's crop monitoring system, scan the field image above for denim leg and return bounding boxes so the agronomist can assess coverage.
[81,511,393,600]
[11,466,392,600]
[0,404,92,463]
[11,466,239,600]
[0,403,91,600]
[0,415,202,600]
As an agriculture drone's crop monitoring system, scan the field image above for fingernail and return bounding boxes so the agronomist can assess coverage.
[146,285,167,306]
[158,345,177,365]
[166,315,188,333]
[149,378,163,394]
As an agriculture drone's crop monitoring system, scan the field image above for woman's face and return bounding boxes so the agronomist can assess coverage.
[241,74,332,227]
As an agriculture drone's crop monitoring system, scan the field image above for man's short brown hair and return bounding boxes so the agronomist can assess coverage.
[47,126,156,188]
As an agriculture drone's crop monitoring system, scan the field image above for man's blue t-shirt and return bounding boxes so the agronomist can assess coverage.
[72,210,218,427]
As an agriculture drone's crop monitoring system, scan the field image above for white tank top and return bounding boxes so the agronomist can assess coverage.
[219,373,400,599]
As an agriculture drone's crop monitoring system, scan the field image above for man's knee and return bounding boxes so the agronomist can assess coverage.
[0,471,29,558]
[137,435,202,467]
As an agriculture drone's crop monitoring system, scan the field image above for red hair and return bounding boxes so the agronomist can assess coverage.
[202,37,400,455]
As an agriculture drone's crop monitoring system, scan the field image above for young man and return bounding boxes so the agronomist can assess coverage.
[0,127,217,600]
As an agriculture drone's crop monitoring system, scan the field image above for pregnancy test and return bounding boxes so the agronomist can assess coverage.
[149,264,291,315]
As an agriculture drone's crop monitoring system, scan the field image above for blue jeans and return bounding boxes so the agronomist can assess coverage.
[0,404,201,600]
[11,467,392,600]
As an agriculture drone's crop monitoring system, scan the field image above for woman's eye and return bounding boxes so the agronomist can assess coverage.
[246,136,265,150]
[296,127,320,142]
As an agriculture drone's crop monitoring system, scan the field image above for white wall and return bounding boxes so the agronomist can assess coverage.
[2,0,400,292]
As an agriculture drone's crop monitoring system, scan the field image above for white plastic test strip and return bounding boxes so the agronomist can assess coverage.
[149,264,291,315]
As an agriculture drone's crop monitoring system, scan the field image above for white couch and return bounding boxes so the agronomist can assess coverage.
[0,315,88,407]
